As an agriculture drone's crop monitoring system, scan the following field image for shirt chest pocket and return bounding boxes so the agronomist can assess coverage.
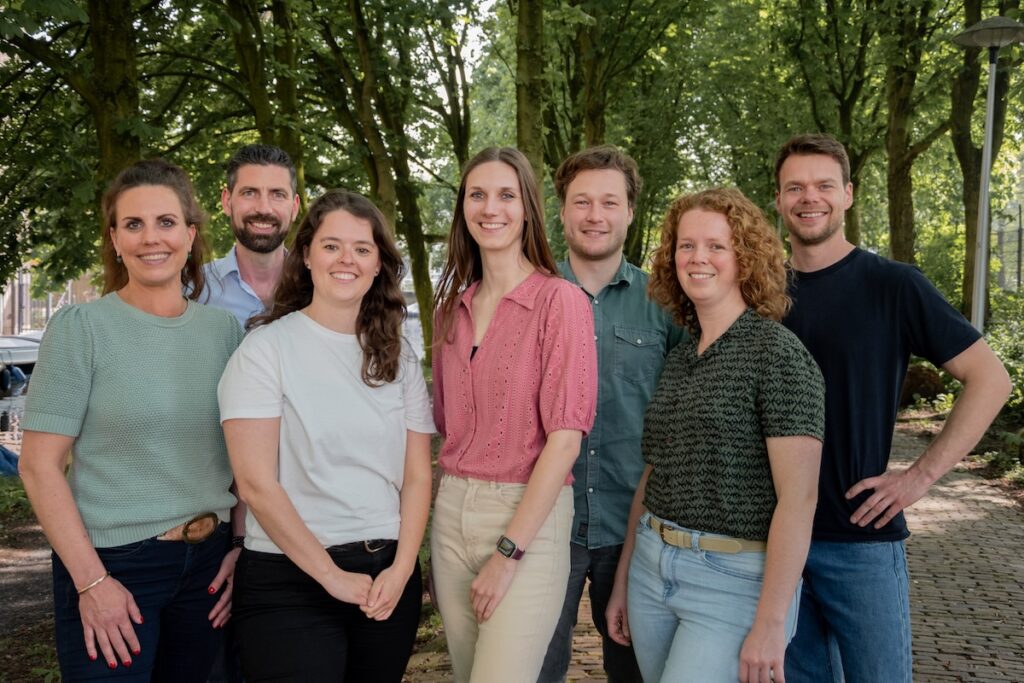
[612,325,666,389]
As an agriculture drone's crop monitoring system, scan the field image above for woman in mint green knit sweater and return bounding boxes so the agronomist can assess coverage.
[19,160,243,682]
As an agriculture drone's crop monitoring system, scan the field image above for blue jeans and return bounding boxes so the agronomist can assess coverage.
[52,523,229,682]
[626,512,800,683]
[538,543,642,683]
[785,539,912,683]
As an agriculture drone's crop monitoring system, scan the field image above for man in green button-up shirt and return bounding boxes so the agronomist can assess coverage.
[539,146,684,683]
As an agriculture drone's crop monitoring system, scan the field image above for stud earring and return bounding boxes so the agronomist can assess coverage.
[116,254,122,263]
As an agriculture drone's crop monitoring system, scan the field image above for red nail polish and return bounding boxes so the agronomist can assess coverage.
[208,586,216,594]
[138,616,144,623]
[123,660,132,667]
[132,649,141,656]
[107,661,117,669]
[89,654,97,661]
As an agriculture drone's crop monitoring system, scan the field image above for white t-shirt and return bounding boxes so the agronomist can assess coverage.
[218,311,435,553]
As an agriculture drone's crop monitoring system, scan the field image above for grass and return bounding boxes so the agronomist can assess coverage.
[0,622,59,683]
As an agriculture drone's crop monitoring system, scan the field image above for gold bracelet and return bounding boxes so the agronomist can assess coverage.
[76,571,110,595]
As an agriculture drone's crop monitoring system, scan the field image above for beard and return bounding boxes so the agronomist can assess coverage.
[232,212,288,253]
[786,215,844,247]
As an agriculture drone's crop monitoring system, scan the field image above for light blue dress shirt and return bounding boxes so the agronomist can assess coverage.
[201,246,265,328]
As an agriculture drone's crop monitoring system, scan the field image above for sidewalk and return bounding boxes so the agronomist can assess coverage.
[404,428,1024,682]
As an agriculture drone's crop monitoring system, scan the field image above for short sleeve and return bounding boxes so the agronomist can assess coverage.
[538,282,598,436]
[430,311,446,437]
[899,267,981,367]
[217,326,284,421]
[22,305,94,437]
[400,340,436,434]
[757,332,825,441]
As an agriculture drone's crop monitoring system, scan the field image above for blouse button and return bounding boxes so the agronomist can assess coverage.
[636,338,642,344]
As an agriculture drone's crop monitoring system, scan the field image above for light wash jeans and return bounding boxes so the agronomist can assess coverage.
[785,539,912,683]
[626,512,800,683]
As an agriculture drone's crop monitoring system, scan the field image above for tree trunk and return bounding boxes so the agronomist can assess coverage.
[882,0,946,264]
[272,0,307,206]
[516,0,546,183]
[226,0,275,144]
[88,0,141,184]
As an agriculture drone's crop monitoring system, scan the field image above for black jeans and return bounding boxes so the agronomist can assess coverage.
[233,541,422,682]
[538,543,642,683]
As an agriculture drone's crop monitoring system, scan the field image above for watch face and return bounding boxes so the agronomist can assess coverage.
[497,536,516,557]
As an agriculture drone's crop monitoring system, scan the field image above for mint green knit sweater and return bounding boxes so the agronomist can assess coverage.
[23,293,243,547]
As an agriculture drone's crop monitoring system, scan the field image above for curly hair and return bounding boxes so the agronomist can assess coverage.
[648,187,790,332]
[250,189,407,386]
[100,159,210,299]
[433,147,556,345]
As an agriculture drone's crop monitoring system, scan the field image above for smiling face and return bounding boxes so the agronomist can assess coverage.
[304,209,381,310]
[462,161,526,257]
[674,208,745,313]
[776,153,853,248]
[109,185,196,291]
[561,168,633,263]
[222,164,299,254]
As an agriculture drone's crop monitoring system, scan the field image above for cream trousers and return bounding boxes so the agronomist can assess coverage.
[430,474,573,683]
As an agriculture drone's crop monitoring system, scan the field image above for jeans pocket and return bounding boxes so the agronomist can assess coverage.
[494,482,526,510]
[96,539,153,561]
[700,549,765,583]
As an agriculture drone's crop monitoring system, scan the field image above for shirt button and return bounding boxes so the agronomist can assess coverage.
[593,299,599,305]
[587,487,594,493]
[636,338,642,344]
[589,449,595,455]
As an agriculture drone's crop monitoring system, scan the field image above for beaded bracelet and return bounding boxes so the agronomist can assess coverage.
[77,571,110,595]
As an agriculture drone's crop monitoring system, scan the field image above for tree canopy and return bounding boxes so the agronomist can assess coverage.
[2,0,1022,345]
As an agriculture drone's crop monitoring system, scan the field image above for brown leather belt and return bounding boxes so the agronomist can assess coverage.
[647,516,766,554]
[157,512,219,544]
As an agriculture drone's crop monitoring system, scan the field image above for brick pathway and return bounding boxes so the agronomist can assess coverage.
[404,428,1024,681]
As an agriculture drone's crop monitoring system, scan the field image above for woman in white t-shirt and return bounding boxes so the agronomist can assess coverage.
[217,189,435,682]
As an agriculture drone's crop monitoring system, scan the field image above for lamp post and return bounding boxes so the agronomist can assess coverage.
[953,16,1024,332]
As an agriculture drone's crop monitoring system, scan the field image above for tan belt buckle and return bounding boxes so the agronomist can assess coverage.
[181,512,218,544]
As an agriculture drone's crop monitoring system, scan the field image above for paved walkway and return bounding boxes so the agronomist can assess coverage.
[404,428,1024,682]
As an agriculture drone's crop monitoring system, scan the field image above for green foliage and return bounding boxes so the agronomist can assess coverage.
[987,291,1024,427]
[0,476,31,521]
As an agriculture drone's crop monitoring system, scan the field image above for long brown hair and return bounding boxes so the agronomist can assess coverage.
[100,159,209,299]
[250,189,407,386]
[648,187,790,332]
[433,147,556,344]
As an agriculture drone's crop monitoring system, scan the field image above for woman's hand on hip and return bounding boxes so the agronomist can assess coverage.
[324,568,373,606]
[79,575,143,670]
[470,552,517,623]
[207,547,240,628]
[361,564,411,621]
[739,618,786,683]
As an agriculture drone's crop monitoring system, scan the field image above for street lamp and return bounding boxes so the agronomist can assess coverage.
[953,16,1024,332]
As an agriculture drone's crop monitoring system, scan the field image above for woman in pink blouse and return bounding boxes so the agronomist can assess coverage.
[431,147,598,683]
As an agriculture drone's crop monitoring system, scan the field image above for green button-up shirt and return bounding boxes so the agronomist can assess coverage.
[559,258,685,548]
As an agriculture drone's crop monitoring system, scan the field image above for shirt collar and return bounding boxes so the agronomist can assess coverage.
[459,271,549,312]
[559,256,633,289]
[209,245,241,279]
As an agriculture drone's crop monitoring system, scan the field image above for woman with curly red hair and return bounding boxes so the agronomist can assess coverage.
[606,187,825,683]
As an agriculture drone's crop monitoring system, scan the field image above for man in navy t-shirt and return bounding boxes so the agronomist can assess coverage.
[776,133,1010,683]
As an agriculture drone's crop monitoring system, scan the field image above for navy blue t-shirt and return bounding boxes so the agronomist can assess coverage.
[783,248,980,542]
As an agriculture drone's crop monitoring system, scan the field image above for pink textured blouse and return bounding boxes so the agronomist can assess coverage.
[433,272,598,484]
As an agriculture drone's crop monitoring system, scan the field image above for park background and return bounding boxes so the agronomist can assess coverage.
[1,0,1024,680]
